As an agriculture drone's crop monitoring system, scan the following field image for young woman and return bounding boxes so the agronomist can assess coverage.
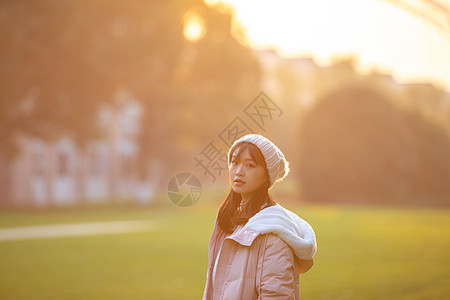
[202,134,317,300]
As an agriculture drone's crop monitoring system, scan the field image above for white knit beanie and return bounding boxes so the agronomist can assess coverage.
[228,134,290,188]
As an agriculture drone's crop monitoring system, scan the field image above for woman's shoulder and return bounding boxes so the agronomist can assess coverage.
[261,233,313,273]
[261,232,292,251]
[257,233,295,264]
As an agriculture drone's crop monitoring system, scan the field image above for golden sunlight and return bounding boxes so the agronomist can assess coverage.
[208,0,450,91]
[183,11,206,42]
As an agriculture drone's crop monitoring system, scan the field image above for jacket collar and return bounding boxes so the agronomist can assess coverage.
[226,226,260,246]
[224,204,317,261]
[224,201,275,246]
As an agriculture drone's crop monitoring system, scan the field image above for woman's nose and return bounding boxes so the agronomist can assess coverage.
[235,165,244,176]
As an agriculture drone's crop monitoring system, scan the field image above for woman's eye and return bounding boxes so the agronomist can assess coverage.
[246,163,254,168]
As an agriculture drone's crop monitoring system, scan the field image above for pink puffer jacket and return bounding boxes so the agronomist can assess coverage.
[202,204,317,300]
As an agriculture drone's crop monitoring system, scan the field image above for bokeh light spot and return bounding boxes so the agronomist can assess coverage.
[183,11,206,42]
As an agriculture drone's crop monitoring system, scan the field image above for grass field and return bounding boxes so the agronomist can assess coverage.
[0,195,449,300]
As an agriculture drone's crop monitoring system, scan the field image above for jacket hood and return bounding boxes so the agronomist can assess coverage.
[244,204,317,260]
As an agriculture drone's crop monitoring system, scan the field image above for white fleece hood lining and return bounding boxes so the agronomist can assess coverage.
[244,204,317,260]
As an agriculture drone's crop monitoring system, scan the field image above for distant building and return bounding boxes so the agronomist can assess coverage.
[253,49,318,109]
[0,91,156,207]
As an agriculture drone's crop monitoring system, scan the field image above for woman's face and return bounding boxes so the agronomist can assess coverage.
[229,146,268,199]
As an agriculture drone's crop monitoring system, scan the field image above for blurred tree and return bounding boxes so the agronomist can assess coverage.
[298,86,450,206]
[402,109,450,203]
[398,84,450,134]
[0,0,261,173]
[313,58,362,100]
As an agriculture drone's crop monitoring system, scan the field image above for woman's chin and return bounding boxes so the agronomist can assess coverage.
[231,184,248,194]
[231,186,242,194]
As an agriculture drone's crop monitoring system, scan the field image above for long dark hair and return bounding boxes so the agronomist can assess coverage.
[217,142,276,234]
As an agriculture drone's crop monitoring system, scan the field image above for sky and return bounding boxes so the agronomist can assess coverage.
[204,0,450,92]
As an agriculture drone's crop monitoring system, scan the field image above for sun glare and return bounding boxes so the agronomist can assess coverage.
[206,0,450,91]
[183,11,206,42]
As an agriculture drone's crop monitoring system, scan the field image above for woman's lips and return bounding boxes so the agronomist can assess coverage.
[234,179,245,186]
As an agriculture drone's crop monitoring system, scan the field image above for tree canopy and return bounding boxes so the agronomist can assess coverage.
[298,86,450,206]
[0,0,261,163]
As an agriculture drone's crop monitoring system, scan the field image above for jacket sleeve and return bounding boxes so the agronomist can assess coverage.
[202,266,211,300]
[257,234,297,299]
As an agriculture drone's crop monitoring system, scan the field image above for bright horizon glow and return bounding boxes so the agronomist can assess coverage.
[207,0,450,92]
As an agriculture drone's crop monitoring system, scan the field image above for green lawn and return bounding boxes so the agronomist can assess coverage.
[0,198,449,299]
